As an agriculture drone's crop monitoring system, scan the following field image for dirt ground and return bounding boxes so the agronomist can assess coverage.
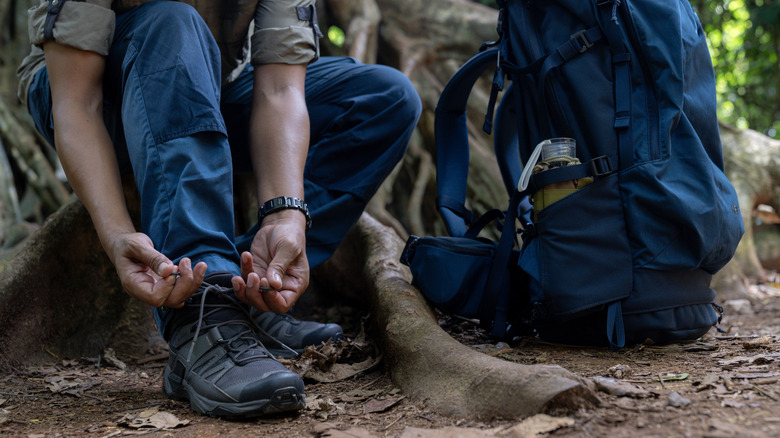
[2,276,779,438]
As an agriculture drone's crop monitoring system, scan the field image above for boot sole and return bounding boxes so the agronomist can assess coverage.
[163,366,305,419]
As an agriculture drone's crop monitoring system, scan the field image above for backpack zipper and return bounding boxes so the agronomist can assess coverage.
[617,1,660,161]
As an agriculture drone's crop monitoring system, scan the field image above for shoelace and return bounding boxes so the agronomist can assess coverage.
[186,280,298,362]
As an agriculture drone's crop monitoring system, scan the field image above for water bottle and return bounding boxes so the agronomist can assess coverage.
[531,138,591,211]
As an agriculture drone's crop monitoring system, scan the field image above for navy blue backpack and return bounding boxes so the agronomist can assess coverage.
[400,0,744,348]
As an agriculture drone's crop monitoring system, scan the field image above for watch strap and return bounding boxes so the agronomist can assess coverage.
[258,196,312,231]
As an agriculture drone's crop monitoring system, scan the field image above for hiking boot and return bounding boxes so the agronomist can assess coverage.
[250,308,344,358]
[163,272,305,418]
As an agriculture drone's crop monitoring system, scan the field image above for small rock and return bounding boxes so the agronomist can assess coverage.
[608,364,633,379]
[743,335,774,349]
[723,299,754,315]
[592,376,652,398]
[668,391,691,408]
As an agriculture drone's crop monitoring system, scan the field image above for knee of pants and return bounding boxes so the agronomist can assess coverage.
[113,1,224,146]
[357,65,421,183]
[130,1,206,38]
[117,1,220,75]
[305,63,421,200]
[367,64,423,141]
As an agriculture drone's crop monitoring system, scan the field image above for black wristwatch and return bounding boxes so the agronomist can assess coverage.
[257,196,312,231]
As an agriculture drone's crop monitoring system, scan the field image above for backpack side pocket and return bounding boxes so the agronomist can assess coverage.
[401,236,498,318]
[518,174,633,339]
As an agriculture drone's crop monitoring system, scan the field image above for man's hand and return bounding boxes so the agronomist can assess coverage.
[233,209,309,313]
[107,232,207,308]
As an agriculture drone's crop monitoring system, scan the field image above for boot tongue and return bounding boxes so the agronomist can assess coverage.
[196,272,268,360]
[196,270,245,320]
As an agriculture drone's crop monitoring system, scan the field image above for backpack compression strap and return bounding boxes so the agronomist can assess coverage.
[434,48,500,237]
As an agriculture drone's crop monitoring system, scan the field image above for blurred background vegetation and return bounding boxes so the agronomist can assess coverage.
[691,0,779,139]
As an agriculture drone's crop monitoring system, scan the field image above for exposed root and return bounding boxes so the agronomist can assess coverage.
[318,213,599,420]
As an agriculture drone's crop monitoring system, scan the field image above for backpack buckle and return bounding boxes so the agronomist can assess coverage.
[571,30,594,53]
[589,155,614,177]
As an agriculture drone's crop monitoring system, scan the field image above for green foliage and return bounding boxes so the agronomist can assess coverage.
[692,0,780,138]
[327,26,345,48]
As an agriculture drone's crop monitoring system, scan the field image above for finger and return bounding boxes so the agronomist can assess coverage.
[244,277,272,312]
[264,245,299,291]
[132,239,175,277]
[264,288,298,314]
[265,267,285,291]
[240,251,254,280]
[232,275,247,303]
[159,258,193,308]
[165,259,205,308]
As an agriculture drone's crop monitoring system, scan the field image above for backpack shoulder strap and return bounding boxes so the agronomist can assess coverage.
[493,84,534,225]
[434,48,499,237]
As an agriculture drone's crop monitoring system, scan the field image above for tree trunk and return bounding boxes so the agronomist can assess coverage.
[713,122,780,297]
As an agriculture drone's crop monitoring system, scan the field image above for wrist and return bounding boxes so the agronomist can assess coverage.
[257,196,311,231]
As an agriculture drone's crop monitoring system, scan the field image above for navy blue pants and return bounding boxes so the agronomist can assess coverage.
[27,1,421,334]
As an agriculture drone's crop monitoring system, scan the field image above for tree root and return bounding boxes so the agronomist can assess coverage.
[0,185,158,369]
[317,213,599,420]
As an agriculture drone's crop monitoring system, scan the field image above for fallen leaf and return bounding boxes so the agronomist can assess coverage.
[44,373,100,396]
[592,376,652,398]
[607,364,632,379]
[305,396,345,420]
[744,336,774,349]
[0,408,10,425]
[667,391,691,407]
[117,411,189,429]
[138,406,160,418]
[684,342,718,352]
[718,353,780,369]
[362,396,404,414]
[721,399,745,408]
[694,374,719,391]
[653,373,689,382]
[102,348,127,370]
[401,426,496,438]
[323,427,378,438]
[342,388,384,401]
[305,357,381,383]
[25,367,58,376]
[707,418,765,438]
[313,422,344,434]
[498,414,575,438]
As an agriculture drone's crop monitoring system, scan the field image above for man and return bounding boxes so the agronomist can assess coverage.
[18,0,421,419]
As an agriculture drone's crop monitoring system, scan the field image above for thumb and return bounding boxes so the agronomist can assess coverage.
[133,237,174,277]
[266,247,297,290]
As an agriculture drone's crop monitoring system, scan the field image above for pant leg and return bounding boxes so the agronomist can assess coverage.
[27,1,243,336]
[225,57,422,267]
[104,1,241,275]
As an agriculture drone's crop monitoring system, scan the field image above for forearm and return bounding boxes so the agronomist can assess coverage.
[44,42,135,258]
[235,63,310,312]
[56,107,134,253]
[250,64,309,206]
